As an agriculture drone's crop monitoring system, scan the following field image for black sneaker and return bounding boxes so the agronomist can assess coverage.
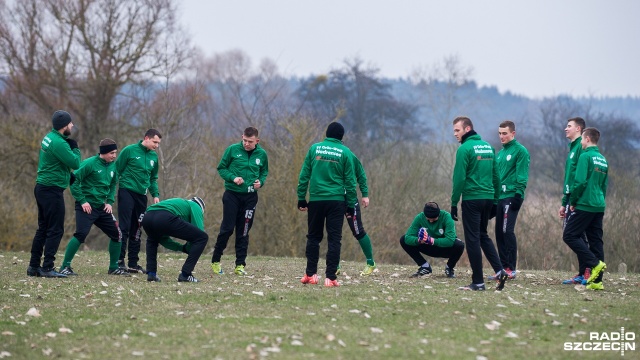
[410,265,433,278]
[444,266,456,278]
[37,267,68,278]
[177,273,198,282]
[458,283,486,291]
[59,266,78,276]
[108,268,131,276]
[27,266,40,277]
[147,274,161,282]
[127,264,147,274]
[496,270,509,291]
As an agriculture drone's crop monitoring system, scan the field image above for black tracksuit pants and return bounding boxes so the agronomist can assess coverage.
[400,235,465,269]
[462,199,503,284]
[73,202,121,243]
[563,200,590,276]
[305,200,345,280]
[346,201,367,240]
[118,188,148,267]
[29,184,66,270]
[211,190,258,267]
[563,209,604,280]
[142,210,209,275]
[495,198,520,271]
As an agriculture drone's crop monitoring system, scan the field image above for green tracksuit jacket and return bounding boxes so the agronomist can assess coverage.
[404,210,457,247]
[70,155,117,208]
[217,142,269,193]
[570,146,608,213]
[562,137,583,206]
[496,139,530,200]
[116,141,159,197]
[297,138,357,205]
[451,133,499,205]
[36,129,82,188]
[353,155,369,198]
[147,198,205,243]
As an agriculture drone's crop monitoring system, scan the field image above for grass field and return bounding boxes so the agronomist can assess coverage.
[1,251,638,359]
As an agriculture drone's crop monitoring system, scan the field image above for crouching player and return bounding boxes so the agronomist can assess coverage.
[400,202,465,278]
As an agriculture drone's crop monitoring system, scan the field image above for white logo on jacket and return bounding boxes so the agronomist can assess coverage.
[150,160,154,167]
[256,159,260,165]
[506,154,512,161]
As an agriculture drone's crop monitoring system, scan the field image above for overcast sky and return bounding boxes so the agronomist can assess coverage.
[179,0,639,99]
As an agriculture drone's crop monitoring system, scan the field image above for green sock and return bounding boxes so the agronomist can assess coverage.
[358,234,375,266]
[108,240,122,270]
[159,237,186,252]
[62,237,81,268]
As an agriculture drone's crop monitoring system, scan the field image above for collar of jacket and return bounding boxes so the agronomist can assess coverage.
[324,137,343,144]
[503,139,518,148]
[461,130,478,144]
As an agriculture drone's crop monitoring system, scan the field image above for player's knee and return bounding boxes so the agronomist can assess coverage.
[74,234,88,243]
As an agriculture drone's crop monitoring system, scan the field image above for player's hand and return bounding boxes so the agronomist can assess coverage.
[66,138,79,150]
[298,199,308,211]
[81,202,92,214]
[234,177,244,185]
[450,206,458,221]
[253,179,261,189]
[558,206,566,219]
[153,197,160,204]
[361,197,370,208]
[417,228,433,245]
[104,204,113,214]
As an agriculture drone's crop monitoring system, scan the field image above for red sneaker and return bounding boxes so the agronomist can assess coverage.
[301,274,318,285]
[324,278,340,287]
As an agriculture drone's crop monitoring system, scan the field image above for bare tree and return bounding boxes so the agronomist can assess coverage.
[296,57,420,160]
[196,49,294,137]
[0,0,192,149]
[410,55,476,181]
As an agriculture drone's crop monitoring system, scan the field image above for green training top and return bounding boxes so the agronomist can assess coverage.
[70,154,117,208]
[496,139,530,200]
[147,198,205,230]
[570,146,608,213]
[451,133,499,205]
[116,141,159,197]
[297,138,357,205]
[217,142,269,193]
[36,129,81,189]
[404,209,457,248]
[562,136,583,206]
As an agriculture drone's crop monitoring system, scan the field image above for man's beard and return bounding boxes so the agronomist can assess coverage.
[63,128,71,136]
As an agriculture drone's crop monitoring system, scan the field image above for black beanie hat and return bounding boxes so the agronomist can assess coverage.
[326,122,344,140]
[52,110,72,130]
[423,202,440,218]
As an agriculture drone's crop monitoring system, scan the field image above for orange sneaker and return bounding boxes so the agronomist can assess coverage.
[301,273,318,285]
[324,278,339,287]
